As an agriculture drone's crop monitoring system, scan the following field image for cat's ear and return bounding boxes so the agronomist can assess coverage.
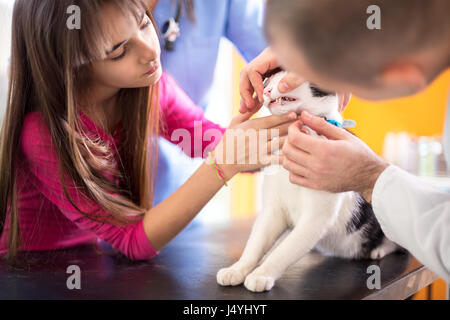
[338,93,352,112]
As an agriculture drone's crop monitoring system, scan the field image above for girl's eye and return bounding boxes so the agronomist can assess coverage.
[111,47,127,61]
[109,16,150,62]
[141,17,151,29]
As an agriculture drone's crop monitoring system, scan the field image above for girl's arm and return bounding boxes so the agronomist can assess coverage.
[159,72,226,157]
[142,160,227,250]
[143,107,297,250]
[21,97,295,260]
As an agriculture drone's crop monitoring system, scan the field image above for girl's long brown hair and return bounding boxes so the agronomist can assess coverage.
[0,0,160,262]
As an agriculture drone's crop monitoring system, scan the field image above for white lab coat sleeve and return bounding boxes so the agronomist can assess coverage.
[372,165,450,281]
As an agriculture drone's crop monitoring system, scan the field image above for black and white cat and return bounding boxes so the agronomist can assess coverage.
[217,71,401,292]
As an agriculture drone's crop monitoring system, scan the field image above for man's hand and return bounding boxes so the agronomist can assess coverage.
[239,47,283,112]
[239,47,352,114]
[282,111,389,202]
[239,48,307,113]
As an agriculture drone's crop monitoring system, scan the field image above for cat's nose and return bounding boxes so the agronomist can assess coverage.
[264,88,272,97]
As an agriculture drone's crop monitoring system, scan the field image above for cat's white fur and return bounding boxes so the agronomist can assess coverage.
[217,71,399,292]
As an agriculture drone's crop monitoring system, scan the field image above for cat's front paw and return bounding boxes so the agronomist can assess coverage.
[369,240,398,260]
[244,271,275,292]
[217,266,248,286]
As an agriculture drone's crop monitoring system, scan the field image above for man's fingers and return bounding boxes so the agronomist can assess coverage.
[287,173,316,189]
[282,140,313,169]
[239,99,247,114]
[300,111,348,140]
[240,77,256,111]
[239,47,281,112]
[282,156,310,179]
[287,120,321,153]
[279,72,305,93]
[248,71,264,105]
[250,47,281,76]
[239,97,260,114]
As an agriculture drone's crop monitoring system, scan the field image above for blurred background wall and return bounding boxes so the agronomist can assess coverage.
[0,0,14,123]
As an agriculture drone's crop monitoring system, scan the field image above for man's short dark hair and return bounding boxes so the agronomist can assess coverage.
[265,0,450,83]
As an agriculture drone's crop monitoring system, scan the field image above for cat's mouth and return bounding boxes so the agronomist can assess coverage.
[269,96,298,106]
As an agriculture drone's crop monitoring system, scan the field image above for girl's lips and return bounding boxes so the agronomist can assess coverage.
[144,63,159,76]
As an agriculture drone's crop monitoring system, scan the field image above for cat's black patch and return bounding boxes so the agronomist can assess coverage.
[264,67,284,79]
[309,85,335,97]
[347,194,385,257]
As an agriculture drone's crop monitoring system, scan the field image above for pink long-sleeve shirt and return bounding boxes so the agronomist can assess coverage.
[0,73,226,260]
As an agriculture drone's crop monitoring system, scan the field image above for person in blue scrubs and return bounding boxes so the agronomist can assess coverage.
[149,0,268,206]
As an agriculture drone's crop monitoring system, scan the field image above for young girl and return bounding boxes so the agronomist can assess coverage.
[0,0,296,262]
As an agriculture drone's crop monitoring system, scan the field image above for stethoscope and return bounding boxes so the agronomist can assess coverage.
[161,0,182,51]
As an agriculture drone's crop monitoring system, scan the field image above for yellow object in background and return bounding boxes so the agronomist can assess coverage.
[343,70,450,155]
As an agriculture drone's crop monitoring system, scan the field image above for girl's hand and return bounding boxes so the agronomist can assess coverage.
[212,110,298,181]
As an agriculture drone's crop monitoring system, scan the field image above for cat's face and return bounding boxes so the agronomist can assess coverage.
[263,71,339,117]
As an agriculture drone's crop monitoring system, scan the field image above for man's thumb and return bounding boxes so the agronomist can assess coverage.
[279,73,305,93]
[300,111,346,140]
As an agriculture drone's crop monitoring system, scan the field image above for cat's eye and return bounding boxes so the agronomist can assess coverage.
[263,77,269,88]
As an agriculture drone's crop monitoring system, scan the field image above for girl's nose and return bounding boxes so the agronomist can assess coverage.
[137,39,158,65]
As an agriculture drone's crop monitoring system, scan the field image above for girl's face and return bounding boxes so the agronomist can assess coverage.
[90,4,162,91]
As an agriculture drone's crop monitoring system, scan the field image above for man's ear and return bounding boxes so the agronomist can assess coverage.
[380,61,428,95]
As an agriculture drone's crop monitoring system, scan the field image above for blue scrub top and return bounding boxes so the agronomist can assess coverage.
[153,0,268,206]
[153,0,267,109]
